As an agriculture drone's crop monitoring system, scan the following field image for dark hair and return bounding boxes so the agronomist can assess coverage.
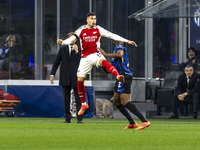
[113,41,124,46]
[87,12,96,18]
[185,65,194,69]
[187,47,196,53]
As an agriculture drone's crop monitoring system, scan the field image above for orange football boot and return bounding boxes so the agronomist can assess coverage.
[136,121,151,130]
[78,104,89,116]
[124,122,138,129]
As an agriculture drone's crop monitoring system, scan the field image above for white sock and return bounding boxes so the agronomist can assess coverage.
[82,102,87,105]
[116,75,119,79]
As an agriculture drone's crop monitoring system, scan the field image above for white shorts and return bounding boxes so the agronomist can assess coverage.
[77,52,106,78]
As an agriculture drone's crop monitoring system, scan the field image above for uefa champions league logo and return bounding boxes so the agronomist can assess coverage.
[193,8,200,29]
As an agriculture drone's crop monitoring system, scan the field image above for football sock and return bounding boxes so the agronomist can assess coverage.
[77,81,86,103]
[116,104,135,124]
[125,102,147,122]
[82,102,87,105]
[101,60,119,77]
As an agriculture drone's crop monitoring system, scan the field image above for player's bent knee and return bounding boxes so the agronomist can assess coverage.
[78,77,85,82]
[99,58,106,65]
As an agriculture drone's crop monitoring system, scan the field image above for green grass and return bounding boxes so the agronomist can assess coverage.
[0,118,200,150]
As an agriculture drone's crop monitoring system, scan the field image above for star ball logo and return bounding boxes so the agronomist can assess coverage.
[193,8,200,29]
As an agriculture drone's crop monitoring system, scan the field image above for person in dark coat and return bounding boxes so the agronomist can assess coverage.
[50,32,83,123]
[180,47,200,71]
[169,65,200,119]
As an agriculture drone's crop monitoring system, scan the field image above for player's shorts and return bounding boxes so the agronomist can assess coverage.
[77,52,106,78]
[114,77,132,94]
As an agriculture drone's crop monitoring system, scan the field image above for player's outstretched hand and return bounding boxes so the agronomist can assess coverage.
[57,39,63,45]
[128,41,137,47]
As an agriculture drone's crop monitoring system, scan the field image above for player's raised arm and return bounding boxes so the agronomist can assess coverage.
[57,35,77,45]
[108,32,137,47]
[98,25,137,47]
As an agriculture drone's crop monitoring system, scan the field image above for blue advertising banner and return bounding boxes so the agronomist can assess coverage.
[7,85,93,118]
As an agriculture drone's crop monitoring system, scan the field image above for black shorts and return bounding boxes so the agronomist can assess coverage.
[114,77,132,94]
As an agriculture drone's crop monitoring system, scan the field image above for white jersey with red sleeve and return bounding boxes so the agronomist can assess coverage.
[74,25,129,58]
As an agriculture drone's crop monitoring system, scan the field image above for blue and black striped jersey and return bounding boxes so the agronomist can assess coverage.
[111,44,132,78]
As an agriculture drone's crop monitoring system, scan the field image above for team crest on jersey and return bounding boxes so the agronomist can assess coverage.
[192,59,196,63]
[93,31,97,34]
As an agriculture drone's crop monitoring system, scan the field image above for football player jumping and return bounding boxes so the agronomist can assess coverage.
[57,12,137,116]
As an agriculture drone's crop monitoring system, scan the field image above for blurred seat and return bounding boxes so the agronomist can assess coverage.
[197,63,200,74]
[156,63,182,115]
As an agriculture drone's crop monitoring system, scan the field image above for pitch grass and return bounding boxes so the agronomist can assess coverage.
[0,118,200,150]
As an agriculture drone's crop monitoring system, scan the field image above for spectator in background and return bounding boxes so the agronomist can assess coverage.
[50,32,83,123]
[7,35,24,75]
[180,47,199,71]
[0,39,9,71]
[0,35,24,77]
[169,65,200,119]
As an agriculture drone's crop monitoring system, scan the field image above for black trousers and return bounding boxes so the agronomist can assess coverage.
[172,93,199,115]
[62,86,83,121]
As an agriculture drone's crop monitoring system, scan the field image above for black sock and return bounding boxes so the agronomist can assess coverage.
[116,104,135,124]
[125,102,147,122]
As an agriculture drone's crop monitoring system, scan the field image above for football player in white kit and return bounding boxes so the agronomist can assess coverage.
[57,12,137,116]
